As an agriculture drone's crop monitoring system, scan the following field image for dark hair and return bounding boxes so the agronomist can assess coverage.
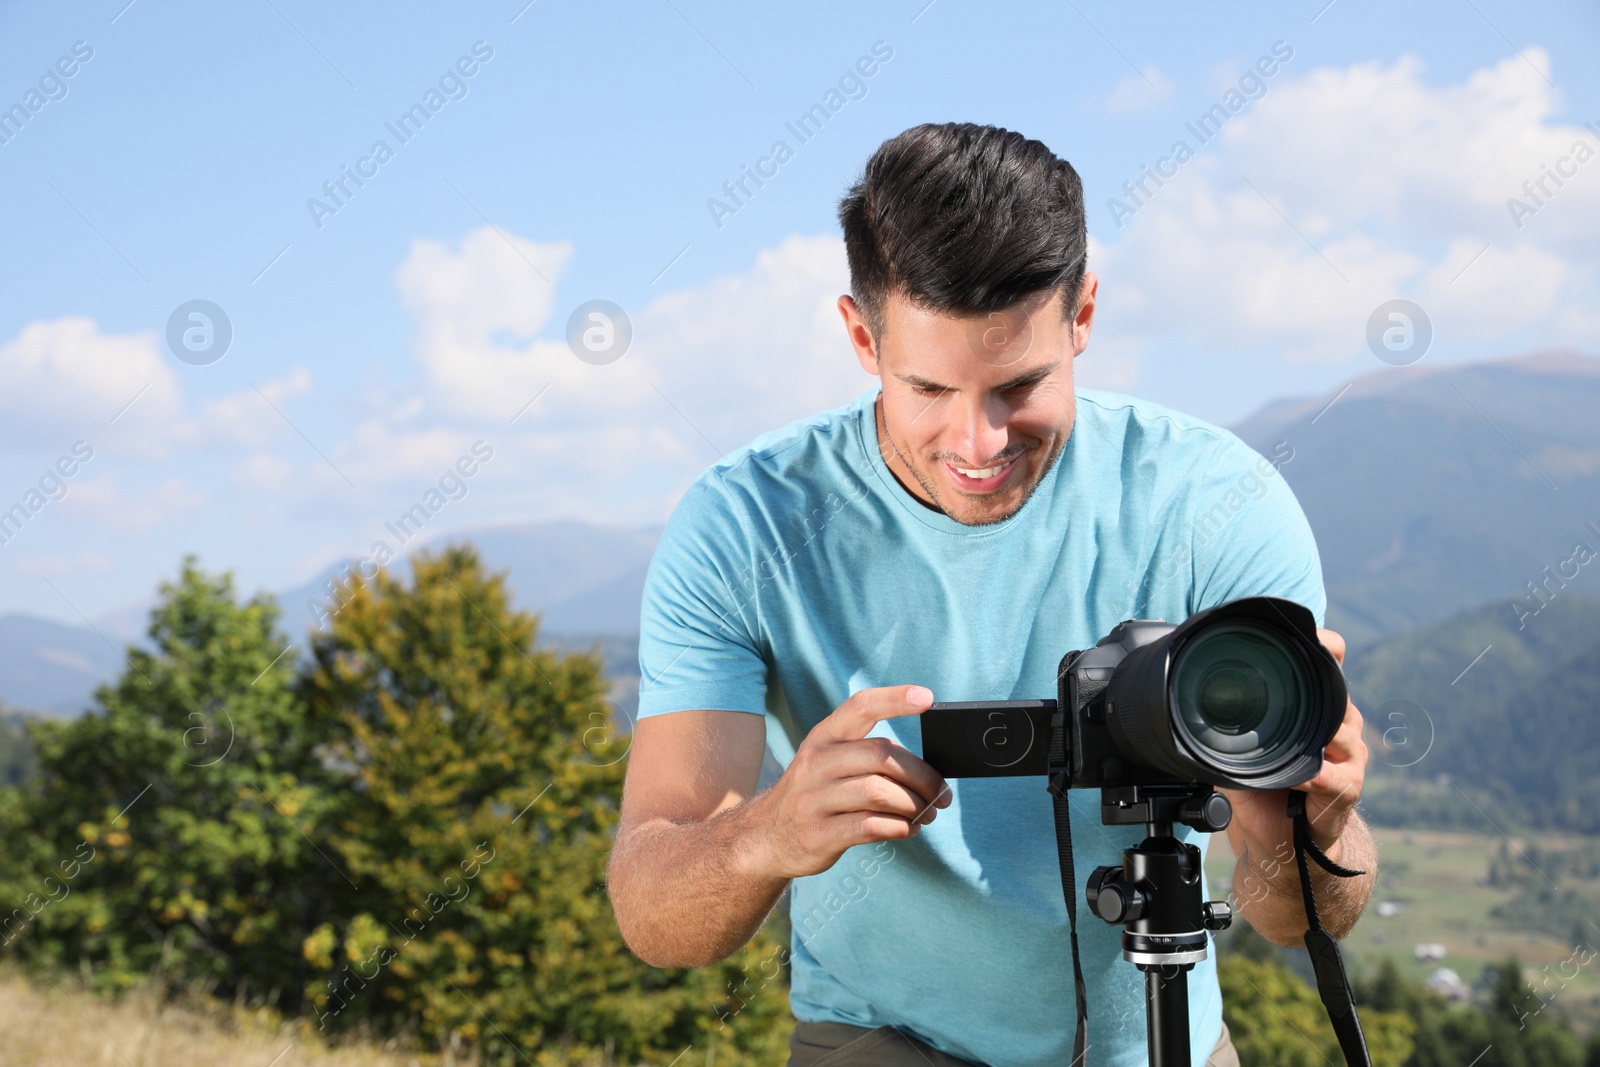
[838,122,1087,341]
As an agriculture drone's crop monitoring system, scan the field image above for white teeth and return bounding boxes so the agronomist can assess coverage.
[955,463,1005,479]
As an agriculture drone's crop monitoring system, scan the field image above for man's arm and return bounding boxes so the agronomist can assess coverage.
[606,709,787,968]
[607,687,950,969]
[1219,627,1378,946]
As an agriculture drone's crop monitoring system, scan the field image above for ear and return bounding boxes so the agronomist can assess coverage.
[838,295,880,375]
[1069,272,1098,357]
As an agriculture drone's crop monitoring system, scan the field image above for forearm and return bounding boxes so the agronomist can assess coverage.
[607,792,789,969]
[1232,809,1378,946]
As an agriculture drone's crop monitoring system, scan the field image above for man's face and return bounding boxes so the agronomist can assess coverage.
[839,275,1097,526]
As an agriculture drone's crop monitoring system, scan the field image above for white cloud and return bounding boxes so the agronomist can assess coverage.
[1096,169,1423,363]
[1106,66,1174,114]
[226,417,491,505]
[13,551,113,578]
[0,317,183,450]
[230,453,294,493]
[393,227,869,477]
[1416,238,1570,332]
[58,475,204,535]
[629,234,867,448]
[0,318,325,461]
[1094,47,1600,364]
[324,420,486,490]
[352,228,879,527]
[197,368,313,448]
[395,226,587,420]
[1222,50,1597,242]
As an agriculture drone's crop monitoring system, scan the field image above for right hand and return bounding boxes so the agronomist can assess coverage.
[748,685,952,880]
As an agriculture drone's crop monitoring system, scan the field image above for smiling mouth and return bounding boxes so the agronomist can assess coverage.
[942,453,1022,493]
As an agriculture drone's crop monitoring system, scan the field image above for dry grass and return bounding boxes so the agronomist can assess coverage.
[0,969,436,1067]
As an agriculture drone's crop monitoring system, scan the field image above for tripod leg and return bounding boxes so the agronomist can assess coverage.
[1144,964,1191,1067]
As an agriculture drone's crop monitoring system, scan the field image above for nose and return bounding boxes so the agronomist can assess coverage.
[949,391,1009,465]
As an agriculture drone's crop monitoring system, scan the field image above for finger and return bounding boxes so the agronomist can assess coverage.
[821,685,935,742]
[1323,702,1367,763]
[1299,741,1367,801]
[1300,708,1368,793]
[1317,628,1346,666]
[1301,759,1362,796]
[825,774,937,821]
[823,736,950,809]
[798,811,921,859]
[837,810,921,846]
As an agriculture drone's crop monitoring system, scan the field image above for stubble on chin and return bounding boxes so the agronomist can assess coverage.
[943,437,1069,527]
[874,396,1070,526]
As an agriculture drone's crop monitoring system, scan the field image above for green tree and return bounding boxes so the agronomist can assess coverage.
[1220,953,1415,1067]
[0,703,38,786]
[298,546,791,1065]
[1478,956,1585,1067]
[0,558,336,1000]
[1355,954,1594,1067]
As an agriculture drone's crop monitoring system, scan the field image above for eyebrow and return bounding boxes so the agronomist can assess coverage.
[894,359,1061,394]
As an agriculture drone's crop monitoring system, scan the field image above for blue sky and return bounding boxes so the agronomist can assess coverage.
[1,0,1597,623]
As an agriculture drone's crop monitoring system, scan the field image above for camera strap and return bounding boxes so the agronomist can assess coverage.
[1047,711,1091,1066]
[1287,789,1372,1067]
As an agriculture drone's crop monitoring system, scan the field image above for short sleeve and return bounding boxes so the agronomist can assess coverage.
[1187,434,1327,628]
[637,477,769,719]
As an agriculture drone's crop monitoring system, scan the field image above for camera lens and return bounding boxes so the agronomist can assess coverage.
[1196,663,1270,730]
[1170,623,1310,774]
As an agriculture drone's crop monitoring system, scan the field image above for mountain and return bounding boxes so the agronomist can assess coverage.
[277,520,659,639]
[1,520,658,717]
[1343,592,1600,833]
[0,613,128,717]
[1230,350,1600,649]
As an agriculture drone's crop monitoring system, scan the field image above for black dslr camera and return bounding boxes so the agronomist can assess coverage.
[921,596,1345,792]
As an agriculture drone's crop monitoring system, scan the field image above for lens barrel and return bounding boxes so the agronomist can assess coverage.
[1100,597,1344,789]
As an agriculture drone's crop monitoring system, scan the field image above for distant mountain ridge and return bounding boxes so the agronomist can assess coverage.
[1,520,661,716]
[0,613,127,716]
[1230,348,1600,649]
[276,519,660,638]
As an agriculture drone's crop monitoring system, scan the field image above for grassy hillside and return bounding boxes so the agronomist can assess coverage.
[1208,826,1600,1032]
[1342,592,1600,832]
[0,970,421,1067]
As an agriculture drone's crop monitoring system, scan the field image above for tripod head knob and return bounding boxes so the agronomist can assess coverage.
[1086,865,1147,924]
[1202,899,1233,931]
[1180,792,1232,833]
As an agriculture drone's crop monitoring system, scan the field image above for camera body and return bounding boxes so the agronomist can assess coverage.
[921,596,1344,792]
[1058,617,1189,790]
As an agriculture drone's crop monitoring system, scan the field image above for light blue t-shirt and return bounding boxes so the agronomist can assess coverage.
[637,386,1325,1067]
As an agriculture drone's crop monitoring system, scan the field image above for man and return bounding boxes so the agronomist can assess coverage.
[607,123,1375,1067]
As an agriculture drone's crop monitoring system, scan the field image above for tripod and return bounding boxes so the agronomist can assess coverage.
[1084,784,1234,1067]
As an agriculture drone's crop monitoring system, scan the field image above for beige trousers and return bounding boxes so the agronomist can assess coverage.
[786,1018,1241,1067]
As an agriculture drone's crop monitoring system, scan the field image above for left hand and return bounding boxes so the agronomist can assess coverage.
[1216,628,1368,868]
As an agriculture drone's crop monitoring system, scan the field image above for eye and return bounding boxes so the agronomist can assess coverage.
[910,383,947,398]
